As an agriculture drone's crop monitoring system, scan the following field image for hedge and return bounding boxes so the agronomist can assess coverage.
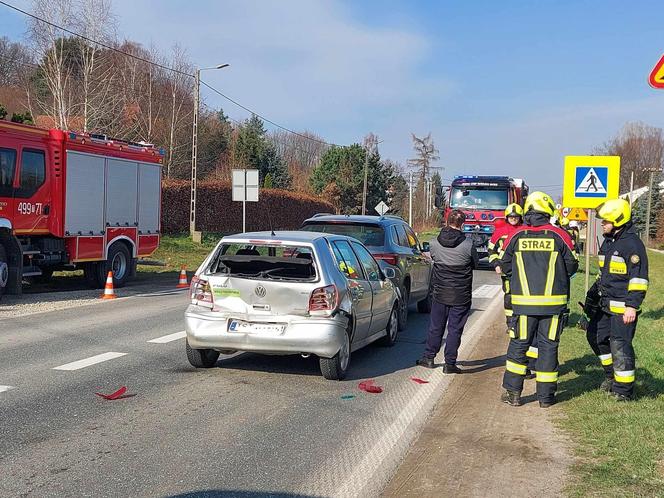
[161,179,335,234]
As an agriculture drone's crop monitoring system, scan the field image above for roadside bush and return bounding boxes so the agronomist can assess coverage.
[161,179,334,234]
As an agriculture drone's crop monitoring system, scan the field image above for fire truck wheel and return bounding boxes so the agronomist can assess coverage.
[0,244,7,300]
[106,243,131,288]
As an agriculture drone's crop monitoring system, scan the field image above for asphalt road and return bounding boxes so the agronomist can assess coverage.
[0,268,502,498]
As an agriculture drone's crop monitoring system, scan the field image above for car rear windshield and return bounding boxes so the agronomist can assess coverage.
[301,222,385,247]
[206,243,317,281]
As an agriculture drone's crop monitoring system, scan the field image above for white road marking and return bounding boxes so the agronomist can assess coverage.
[301,293,504,497]
[0,385,16,393]
[147,331,187,343]
[53,352,127,371]
[472,284,502,299]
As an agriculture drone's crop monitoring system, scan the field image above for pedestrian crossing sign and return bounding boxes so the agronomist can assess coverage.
[563,156,620,208]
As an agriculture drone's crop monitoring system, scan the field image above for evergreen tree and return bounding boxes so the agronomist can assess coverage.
[260,143,291,189]
[632,176,662,240]
[310,144,401,215]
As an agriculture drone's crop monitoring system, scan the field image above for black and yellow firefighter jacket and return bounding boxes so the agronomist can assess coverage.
[596,223,648,315]
[501,213,579,315]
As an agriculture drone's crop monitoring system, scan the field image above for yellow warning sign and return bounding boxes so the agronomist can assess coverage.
[568,207,588,221]
[649,54,664,89]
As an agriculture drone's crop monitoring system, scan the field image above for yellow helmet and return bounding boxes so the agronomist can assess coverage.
[524,191,556,217]
[596,198,631,227]
[504,203,523,218]
[560,217,570,227]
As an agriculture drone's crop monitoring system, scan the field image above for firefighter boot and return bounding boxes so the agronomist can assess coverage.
[500,390,522,407]
[600,378,613,393]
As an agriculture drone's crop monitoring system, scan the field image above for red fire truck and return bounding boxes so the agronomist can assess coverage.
[441,175,529,258]
[0,121,163,299]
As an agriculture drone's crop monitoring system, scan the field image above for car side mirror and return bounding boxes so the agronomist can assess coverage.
[421,241,430,253]
[382,267,396,280]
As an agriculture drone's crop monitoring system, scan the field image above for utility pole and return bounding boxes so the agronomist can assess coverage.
[190,68,200,239]
[409,171,413,226]
[361,134,379,215]
[190,64,229,241]
[644,168,658,246]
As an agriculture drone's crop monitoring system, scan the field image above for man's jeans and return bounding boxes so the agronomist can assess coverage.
[424,301,472,365]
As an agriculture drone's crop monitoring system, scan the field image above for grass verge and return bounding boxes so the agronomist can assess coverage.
[139,233,225,273]
[557,250,664,497]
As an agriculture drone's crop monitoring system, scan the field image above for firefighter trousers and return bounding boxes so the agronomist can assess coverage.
[585,310,613,381]
[503,314,563,403]
[593,310,638,397]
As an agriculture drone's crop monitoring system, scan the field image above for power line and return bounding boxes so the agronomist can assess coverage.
[0,0,191,77]
[200,80,340,147]
[0,0,345,148]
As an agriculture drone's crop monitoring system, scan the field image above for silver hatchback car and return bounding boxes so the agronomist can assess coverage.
[184,231,400,380]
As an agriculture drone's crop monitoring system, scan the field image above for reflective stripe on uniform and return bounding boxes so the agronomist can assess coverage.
[508,329,516,339]
[512,294,568,306]
[548,315,560,340]
[544,252,558,296]
[628,278,649,291]
[506,360,527,375]
[515,252,531,295]
[614,370,635,383]
[609,300,626,314]
[489,253,500,262]
[519,315,528,340]
[609,255,627,274]
[598,255,605,268]
[598,353,613,366]
[526,346,539,359]
[504,309,513,317]
[536,371,558,383]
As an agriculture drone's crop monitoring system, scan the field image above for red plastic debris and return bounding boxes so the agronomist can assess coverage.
[358,379,383,394]
[410,377,430,384]
[95,386,129,400]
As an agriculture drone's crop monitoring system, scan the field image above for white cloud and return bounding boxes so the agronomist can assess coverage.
[112,0,452,143]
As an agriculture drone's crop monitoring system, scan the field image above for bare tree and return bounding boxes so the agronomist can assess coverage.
[595,122,664,192]
[165,45,193,177]
[270,130,329,192]
[28,0,76,130]
[408,133,440,224]
[0,37,33,87]
[74,0,117,132]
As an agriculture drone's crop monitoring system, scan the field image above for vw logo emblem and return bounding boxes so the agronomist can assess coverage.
[255,285,267,298]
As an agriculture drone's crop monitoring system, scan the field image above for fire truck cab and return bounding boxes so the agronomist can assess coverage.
[0,121,163,299]
[443,175,529,258]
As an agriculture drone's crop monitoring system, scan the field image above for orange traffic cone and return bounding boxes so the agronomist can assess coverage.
[101,271,117,299]
[176,266,189,288]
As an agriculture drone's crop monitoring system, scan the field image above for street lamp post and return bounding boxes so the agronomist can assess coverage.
[190,64,230,241]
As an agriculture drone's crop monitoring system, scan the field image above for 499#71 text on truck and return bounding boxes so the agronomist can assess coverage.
[0,121,163,300]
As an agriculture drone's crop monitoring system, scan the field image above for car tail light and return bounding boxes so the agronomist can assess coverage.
[309,284,338,312]
[374,253,399,266]
[190,276,213,308]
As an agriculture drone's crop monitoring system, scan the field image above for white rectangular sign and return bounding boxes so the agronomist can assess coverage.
[232,169,259,202]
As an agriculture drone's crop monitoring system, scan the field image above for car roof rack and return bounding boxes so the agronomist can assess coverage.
[312,213,335,217]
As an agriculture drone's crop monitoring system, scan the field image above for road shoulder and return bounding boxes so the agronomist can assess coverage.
[382,312,571,497]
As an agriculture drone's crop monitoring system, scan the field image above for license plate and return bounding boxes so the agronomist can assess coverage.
[228,320,284,334]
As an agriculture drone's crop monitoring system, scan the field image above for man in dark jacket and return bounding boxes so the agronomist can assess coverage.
[416,210,479,373]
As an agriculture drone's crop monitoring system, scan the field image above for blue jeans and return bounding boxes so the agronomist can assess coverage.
[424,301,472,365]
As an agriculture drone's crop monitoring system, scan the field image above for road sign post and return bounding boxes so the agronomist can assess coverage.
[563,155,620,293]
[232,169,259,233]
[375,200,390,216]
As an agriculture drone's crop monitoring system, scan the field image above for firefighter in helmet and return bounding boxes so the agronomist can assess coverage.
[584,199,648,401]
[489,203,523,328]
[499,191,579,408]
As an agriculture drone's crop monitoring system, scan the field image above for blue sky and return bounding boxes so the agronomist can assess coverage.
[2,0,664,195]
